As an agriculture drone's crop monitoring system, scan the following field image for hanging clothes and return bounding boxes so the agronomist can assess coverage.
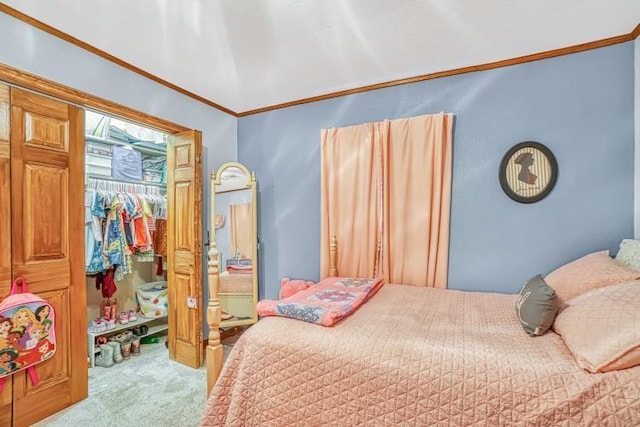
[103,195,129,268]
[86,190,107,274]
[153,197,168,257]
[134,196,153,251]
[154,220,167,257]
[84,177,167,279]
[95,269,117,298]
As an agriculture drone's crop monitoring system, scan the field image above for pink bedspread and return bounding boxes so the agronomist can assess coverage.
[202,284,640,426]
[256,277,383,326]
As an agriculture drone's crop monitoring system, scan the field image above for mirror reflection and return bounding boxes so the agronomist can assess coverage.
[213,163,257,326]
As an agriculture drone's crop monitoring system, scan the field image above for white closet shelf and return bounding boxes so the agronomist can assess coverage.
[86,173,166,188]
[88,315,169,367]
[91,324,169,354]
[86,134,166,157]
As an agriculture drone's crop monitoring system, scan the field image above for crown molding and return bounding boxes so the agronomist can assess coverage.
[238,31,636,116]
[0,61,189,133]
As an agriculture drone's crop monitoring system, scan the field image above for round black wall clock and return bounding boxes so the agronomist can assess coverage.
[499,141,558,203]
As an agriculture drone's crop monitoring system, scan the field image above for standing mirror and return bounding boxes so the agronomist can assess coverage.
[210,162,258,328]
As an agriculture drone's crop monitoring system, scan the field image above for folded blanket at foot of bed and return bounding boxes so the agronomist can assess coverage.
[256,277,383,326]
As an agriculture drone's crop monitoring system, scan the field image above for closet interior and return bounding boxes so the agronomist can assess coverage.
[84,111,169,368]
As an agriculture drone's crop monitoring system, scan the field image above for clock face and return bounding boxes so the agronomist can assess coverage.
[499,142,557,203]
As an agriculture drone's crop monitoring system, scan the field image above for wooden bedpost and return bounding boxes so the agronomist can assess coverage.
[329,235,338,277]
[206,241,223,395]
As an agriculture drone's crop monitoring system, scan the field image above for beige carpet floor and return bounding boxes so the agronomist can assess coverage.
[33,338,231,427]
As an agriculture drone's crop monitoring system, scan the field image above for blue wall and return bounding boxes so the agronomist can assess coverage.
[239,42,636,299]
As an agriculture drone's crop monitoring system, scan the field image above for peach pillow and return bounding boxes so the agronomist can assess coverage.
[553,281,640,373]
[544,251,640,303]
[279,277,315,299]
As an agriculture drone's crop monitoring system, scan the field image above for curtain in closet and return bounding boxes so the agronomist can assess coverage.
[320,112,453,287]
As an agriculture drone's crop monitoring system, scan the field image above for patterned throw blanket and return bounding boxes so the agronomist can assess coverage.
[256,277,384,326]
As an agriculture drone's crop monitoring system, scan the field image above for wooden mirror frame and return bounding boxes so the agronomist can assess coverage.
[206,162,257,394]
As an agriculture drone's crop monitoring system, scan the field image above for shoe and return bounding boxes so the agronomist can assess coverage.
[110,299,117,321]
[95,344,114,368]
[110,333,127,343]
[101,299,112,320]
[107,341,123,363]
[118,312,129,325]
[109,334,121,342]
[96,336,108,347]
[130,337,141,356]
[120,339,132,360]
[139,325,149,336]
[140,336,159,344]
[104,317,116,330]
[127,310,138,322]
[88,318,106,334]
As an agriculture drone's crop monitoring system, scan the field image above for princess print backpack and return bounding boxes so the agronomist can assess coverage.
[0,278,56,391]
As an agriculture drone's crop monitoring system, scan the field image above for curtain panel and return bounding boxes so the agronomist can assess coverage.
[381,113,453,287]
[321,112,453,287]
[320,124,382,279]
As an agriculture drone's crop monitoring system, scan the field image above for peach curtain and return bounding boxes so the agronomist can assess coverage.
[321,113,453,287]
[320,124,382,279]
[230,203,252,259]
[381,113,453,287]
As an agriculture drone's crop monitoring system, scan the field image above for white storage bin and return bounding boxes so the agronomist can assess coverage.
[136,281,168,319]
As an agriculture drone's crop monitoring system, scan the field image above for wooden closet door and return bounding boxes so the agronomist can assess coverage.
[0,84,13,427]
[10,88,87,425]
[167,130,203,368]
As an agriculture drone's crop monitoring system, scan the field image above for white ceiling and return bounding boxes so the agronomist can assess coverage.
[3,0,639,114]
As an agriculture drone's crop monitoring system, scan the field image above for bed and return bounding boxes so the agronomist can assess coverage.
[202,240,640,425]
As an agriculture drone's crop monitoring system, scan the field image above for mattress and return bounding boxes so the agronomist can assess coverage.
[202,284,640,426]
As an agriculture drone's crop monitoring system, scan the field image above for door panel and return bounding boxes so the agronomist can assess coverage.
[23,164,68,260]
[24,112,70,151]
[20,289,70,389]
[175,182,194,250]
[10,88,87,426]
[0,83,12,427]
[167,130,203,368]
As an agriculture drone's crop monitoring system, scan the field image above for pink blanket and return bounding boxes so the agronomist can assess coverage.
[256,277,383,326]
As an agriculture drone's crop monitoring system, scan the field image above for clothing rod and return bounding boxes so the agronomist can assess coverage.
[86,174,166,188]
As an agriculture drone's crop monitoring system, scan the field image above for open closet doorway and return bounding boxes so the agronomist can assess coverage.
[0,80,205,425]
[83,110,204,378]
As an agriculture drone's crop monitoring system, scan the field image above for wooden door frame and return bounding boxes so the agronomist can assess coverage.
[0,62,189,135]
